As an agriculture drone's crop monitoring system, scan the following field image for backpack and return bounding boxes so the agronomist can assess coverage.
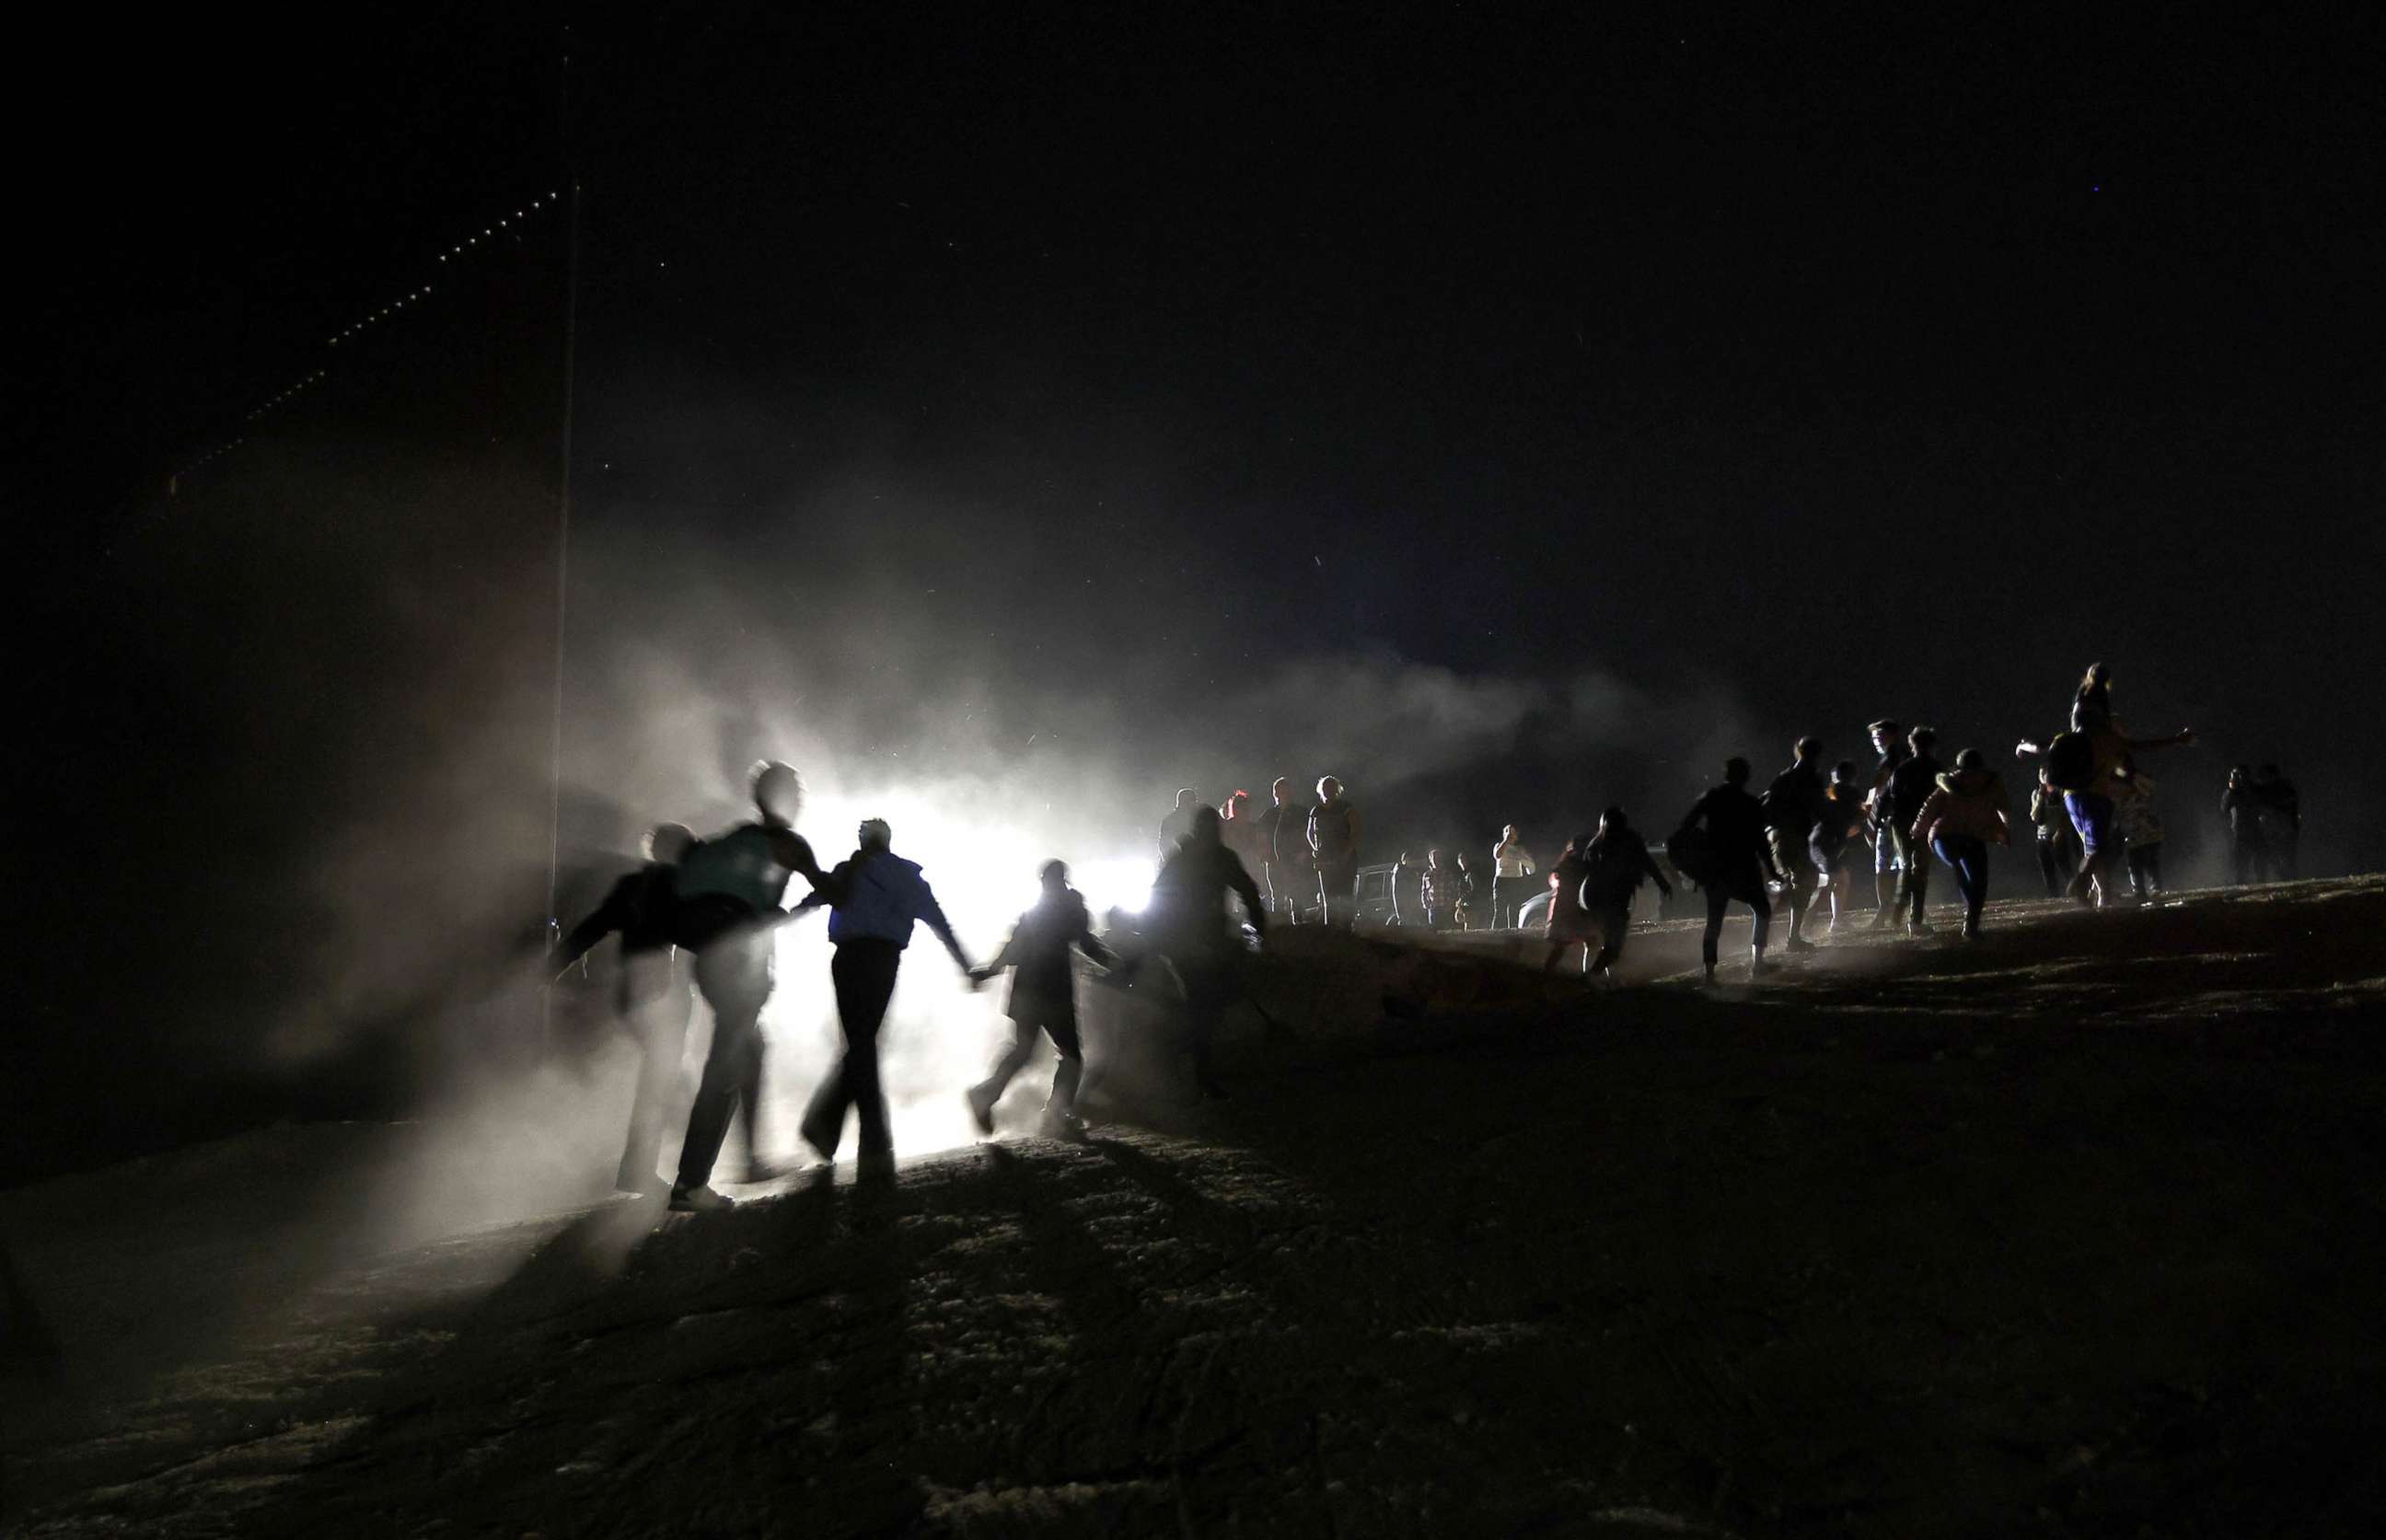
[2044,731,2095,793]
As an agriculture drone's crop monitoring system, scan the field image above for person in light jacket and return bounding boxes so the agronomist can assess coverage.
[1910,748,2012,940]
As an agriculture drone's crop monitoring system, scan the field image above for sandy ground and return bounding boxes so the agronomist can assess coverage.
[6,877,2385,1537]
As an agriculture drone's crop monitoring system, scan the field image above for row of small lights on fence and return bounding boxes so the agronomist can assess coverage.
[171,189,563,495]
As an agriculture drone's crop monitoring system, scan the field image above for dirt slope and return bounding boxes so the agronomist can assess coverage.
[6,879,2385,1537]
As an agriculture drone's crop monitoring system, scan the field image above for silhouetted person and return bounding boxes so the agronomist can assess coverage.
[555,820,697,1194]
[2223,766,2269,885]
[1452,853,1477,928]
[2256,764,2301,878]
[1807,763,1868,933]
[666,761,825,1212]
[1581,806,1672,978]
[2030,767,2081,898]
[2020,664,2195,907]
[1418,849,1458,928]
[1676,757,1778,983]
[1911,747,2011,939]
[1257,775,1309,921]
[1762,736,1827,951]
[797,818,978,1174]
[1861,719,1910,928]
[1491,825,1538,930]
[967,860,1118,1141]
[1389,850,1421,926]
[1159,788,1199,854]
[1143,804,1268,1098]
[2116,767,2166,900]
[1308,776,1362,926]
[1542,832,1599,974]
[1884,726,1944,932]
[1220,789,1267,874]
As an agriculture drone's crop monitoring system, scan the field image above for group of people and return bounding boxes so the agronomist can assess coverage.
[564,764,1275,1211]
[1177,776,1367,925]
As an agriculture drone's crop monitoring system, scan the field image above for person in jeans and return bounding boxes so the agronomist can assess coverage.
[1490,826,1538,930]
[2029,767,2080,898]
[1882,726,1945,933]
[1307,777,1362,926]
[795,819,978,1175]
[967,860,1118,1141]
[1910,747,2012,940]
[554,821,697,1195]
[1675,757,1780,984]
[1861,719,1911,928]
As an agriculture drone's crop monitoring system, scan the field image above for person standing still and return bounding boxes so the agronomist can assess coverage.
[1308,777,1362,927]
[1258,776,1310,922]
[1491,826,1538,930]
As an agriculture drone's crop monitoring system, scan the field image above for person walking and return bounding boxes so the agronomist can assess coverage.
[2021,664,2195,907]
[1141,805,1268,1099]
[1308,777,1362,927]
[1910,748,2012,940]
[1762,737,1828,952]
[1883,726,1944,932]
[1860,720,1912,928]
[795,819,979,1175]
[664,762,826,1212]
[2029,766,2080,898]
[2115,767,2167,899]
[966,861,1118,1141]
[1674,758,1780,984]
[1491,826,1538,930]
[554,822,698,1195]
[1541,832,1599,974]
[1581,807,1672,979]
[1806,763,1868,935]
[2223,766,2269,886]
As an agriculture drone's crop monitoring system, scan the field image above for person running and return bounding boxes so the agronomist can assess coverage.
[1158,789,1199,854]
[966,860,1118,1141]
[1308,777,1362,927]
[554,821,697,1195]
[1581,807,1672,980]
[1491,826,1538,930]
[1675,758,1780,984]
[1806,763,1868,935]
[2020,665,2194,907]
[2255,764,2302,878]
[2029,766,2081,898]
[1883,725,1944,932]
[1257,776,1309,921]
[1418,850,1457,928]
[1761,736,1828,952]
[2115,767,2167,900]
[1541,832,1599,975]
[794,818,979,1175]
[664,761,827,1213]
[2223,766,2269,885]
[1141,805,1268,1099]
[1910,748,2011,940]
[1861,720,1911,929]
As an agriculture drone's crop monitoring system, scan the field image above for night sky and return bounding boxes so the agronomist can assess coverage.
[13,6,2383,1174]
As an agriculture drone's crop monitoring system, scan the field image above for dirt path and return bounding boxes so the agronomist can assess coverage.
[7,881,2385,1536]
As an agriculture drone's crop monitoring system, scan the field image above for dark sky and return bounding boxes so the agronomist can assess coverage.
[11,5,2384,1171]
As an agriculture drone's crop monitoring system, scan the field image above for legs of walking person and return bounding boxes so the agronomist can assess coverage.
[618,958,693,1191]
[1589,904,1631,976]
[677,930,772,1195]
[1870,834,1898,928]
[803,940,902,1159]
[1743,875,1773,962]
[1701,885,1728,977]
[2036,840,2065,899]
[1043,1015,1084,1117]
[1933,836,1988,936]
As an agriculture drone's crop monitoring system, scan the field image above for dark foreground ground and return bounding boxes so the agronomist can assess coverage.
[6,878,2385,1537]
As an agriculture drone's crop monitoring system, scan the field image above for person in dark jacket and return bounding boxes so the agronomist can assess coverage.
[1806,763,1869,934]
[794,818,979,1175]
[2223,766,2269,886]
[967,861,1118,1141]
[2255,763,2301,878]
[555,822,697,1194]
[1257,776,1309,921]
[1159,789,1199,854]
[1882,725,1944,933]
[1861,720,1911,928]
[1677,758,1780,983]
[1307,777,1362,927]
[1142,805,1268,1098]
[1762,736,1828,952]
[1580,807,1673,979]
[2029,766,2081,898]
[666,762,827,1212]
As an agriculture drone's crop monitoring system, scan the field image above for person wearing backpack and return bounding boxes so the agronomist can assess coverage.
[1675,758,1780,984]
[553,821,697,1195]
[1761,736,1828,952]
[665,761,827,1212]
[1581,807,1673,979]
[1909,748,2012,940]
[1883,726,1945,933]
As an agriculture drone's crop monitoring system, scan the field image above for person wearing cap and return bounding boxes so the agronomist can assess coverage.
[795,817,978,1173]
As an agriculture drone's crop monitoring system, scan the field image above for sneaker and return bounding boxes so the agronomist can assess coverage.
[800,1112,840,1164]
[1783,935,1818,954]
[668,1183,735,1213]
[965,1082,998,1137]
[1906,918,1934,936]
[1038,1109,1088,1142]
